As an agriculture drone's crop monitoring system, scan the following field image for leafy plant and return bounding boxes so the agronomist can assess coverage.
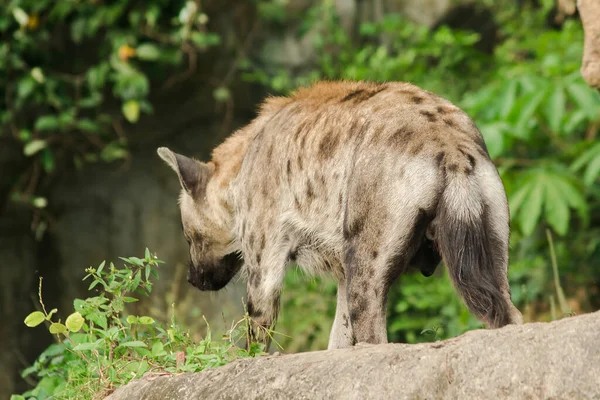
[1,0,221,236]
[15,249,264,400]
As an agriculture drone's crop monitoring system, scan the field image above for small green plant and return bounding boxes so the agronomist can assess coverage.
[15,249,264,400]
[420,326,443,342]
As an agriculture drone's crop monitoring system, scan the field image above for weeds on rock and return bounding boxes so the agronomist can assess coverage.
[13,249,265,400]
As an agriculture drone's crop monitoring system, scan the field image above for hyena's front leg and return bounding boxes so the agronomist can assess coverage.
[245,257,286,350]
[328,281,354,349]
[247,271,281,350]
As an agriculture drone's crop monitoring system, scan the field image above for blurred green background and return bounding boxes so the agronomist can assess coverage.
[2,0,599,397]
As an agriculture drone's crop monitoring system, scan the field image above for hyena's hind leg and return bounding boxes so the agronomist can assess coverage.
[343,208,431,345]
[328,281,354,349]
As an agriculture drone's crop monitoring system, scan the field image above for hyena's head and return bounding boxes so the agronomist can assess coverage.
[157,147,242,291]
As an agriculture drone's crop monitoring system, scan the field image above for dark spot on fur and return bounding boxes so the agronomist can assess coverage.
[412,96,424,104]
[256,253,262,264]
[288,247,298,261]
[249,271,262,287]
[341,89,365,102]
[342,314,349,329]
[374,288,380,297]
[300,131,308,148]
[436,106,447,114]
[467,154,476,168]
[349,310,359,323]
[249,233,255,247]
[344,214,366,239]
[344,246,357,267]
[294,194,301,210]
[338,192,343,206]
[443,118,456,127]
[361,280,369,291]
[372,250,378,259]
[435,152,446,167]
[294,121,308,142]
[318,131,340,161]
[341,86,387,103]
[297,155,304,170]
[388,128,414,147]
[409,141,425,155]
[247,300,263,318]
[319,174,326,187]
[420,110,437,122]
[306,180,315,201]
[259,235,266,251]
[448,163,459,172]
[266,143,274,160]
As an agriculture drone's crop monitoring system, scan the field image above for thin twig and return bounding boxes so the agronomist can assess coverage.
[546,229,570,315]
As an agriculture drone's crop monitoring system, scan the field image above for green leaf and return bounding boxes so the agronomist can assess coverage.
[567,83,600,120]
[127,315,139,324]
[584,157,600,187]
[49,323,67,335]
[553,177,589,225]
[119,341,147,348]
[544,85,565,133]
[151,341,166,357]
[24,139,47,156]
[479,122,506,158]
[97,260,106,274]
[123,297,139,303]
[31,67,45,83]
[24,311,46,327]
[136,43,161,60]
[73,340,102,351]
[544,181,569,236]
[498,80,517,119]
[31,197,47,209]
[138,316,155,325]
[87,311,108,329]
[66,312,85,332]
[17,78,35,100]
[213,87,231,103]
[508,184,531,220]
[122,100,140,123]
[35,115,59,131]
[519,178,544,236]
[12,8,29,26]
[513,91,545,139]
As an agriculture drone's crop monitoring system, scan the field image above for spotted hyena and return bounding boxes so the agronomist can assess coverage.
[158,81,523,349]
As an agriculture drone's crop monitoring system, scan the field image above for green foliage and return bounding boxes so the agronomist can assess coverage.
[1,0,220,221]
[16,249,263,400]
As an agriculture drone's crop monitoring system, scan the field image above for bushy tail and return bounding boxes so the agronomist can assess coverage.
[435,174,521,328]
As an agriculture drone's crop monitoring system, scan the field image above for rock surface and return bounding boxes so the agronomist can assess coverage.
[106,310,600,400]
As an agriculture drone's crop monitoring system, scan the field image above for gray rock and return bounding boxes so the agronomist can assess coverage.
[106,310,600,400]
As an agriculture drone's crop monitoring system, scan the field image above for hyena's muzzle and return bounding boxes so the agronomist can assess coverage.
[187,253,243,291]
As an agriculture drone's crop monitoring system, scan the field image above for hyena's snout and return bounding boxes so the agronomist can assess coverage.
[186,253,243,292]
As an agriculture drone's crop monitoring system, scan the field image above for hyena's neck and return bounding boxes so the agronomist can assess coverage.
[210,126,256,191]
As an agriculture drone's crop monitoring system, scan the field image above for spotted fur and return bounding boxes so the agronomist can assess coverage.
[158,80,522,349]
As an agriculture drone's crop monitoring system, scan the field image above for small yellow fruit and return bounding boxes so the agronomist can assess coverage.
[118,45,136,61]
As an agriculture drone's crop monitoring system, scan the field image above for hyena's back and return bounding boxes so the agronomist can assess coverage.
[233,80,522,332]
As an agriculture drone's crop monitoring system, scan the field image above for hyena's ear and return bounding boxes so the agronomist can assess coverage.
[157,147,214,197]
